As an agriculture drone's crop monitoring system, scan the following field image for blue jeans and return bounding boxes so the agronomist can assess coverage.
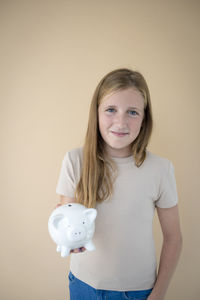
[68,271,153,300]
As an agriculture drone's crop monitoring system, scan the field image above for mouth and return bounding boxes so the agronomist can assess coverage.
[111,131,129,137]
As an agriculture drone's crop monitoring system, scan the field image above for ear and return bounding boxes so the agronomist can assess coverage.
[83,209,97,223]
[49,214,64,229]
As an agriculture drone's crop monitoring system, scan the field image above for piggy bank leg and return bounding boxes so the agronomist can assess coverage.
[61,246,70,257]
[57,245,61,252]
[84,241,95,251]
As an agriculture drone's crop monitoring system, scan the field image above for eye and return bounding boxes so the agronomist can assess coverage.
[128,110,138,116]
[82,221,85,224]
[106,108,116,113]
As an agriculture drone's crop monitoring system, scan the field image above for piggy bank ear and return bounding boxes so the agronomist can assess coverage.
[83,209,97,223]
[49,214,64,229]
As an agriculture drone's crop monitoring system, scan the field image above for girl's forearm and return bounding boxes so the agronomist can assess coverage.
[148,238,183,300]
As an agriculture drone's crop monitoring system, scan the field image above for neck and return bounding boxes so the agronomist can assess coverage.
[104,145,132,158]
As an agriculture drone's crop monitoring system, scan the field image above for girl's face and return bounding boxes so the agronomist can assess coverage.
[98,88,145,158]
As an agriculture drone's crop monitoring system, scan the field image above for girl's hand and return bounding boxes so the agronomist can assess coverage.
[70,247,86,253]
[54,203,62,209]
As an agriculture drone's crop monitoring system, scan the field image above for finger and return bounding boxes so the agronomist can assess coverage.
[71,248,85,253]
[70,248,80,253]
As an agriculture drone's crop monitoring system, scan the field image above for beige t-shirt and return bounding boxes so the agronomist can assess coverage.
[56,147,178,291]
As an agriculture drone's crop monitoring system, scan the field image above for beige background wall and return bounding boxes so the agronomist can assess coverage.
[1,0,199,299]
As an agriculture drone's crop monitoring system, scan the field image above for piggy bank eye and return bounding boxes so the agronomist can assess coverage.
[82,221,85,224]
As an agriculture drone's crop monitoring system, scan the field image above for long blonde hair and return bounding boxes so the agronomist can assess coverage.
[75,68,153,208]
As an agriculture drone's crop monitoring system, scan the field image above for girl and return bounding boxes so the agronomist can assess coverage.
[55,68,182,300]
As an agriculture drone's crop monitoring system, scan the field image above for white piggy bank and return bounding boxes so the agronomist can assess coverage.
[48,203,97,257]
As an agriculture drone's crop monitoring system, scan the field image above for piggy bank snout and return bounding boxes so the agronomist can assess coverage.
[68,225,87,242]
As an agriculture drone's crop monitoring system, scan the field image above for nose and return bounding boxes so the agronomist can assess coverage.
[115,113,128,127]
[68,226,87,242]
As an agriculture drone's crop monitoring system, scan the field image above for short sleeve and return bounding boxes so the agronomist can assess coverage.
[155,161,178,208]
[56,152,76,198]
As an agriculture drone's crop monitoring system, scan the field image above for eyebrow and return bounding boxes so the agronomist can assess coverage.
[104,105,143,112]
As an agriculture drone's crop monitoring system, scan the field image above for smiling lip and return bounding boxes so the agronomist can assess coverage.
[111,131,129,137]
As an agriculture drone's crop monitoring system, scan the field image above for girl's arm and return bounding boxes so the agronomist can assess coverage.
[55,195,76,208]
[148,205,183,300]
